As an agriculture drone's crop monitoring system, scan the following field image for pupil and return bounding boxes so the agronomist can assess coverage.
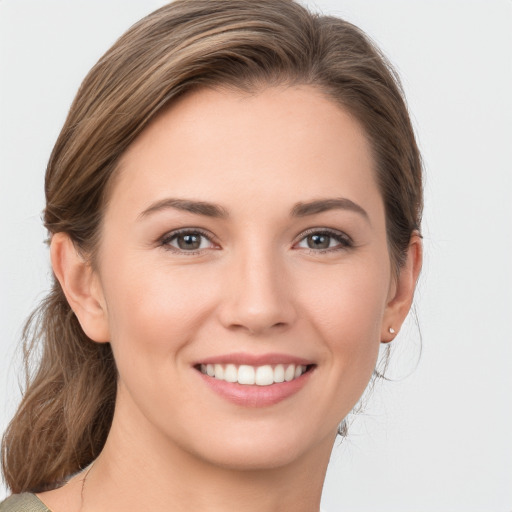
[178,234,200,250]
[308,234,330,249]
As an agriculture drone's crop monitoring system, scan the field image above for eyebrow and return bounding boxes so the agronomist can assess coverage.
[290,198,369,221]
[138,197,369,222]
[138,198,229,220]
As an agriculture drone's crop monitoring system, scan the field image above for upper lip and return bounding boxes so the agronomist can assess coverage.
[193,352,314,367]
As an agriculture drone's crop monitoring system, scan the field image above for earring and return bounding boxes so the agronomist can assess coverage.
[337,418,348,437]
[389,327,396,334]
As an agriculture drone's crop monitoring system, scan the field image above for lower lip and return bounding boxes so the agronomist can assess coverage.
[196,368,314,407]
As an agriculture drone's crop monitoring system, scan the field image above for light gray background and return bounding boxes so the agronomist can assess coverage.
[1,0,511,510]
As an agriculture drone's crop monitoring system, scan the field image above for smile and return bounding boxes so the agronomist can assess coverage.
[199,363,309,386]
[194,353,316,406]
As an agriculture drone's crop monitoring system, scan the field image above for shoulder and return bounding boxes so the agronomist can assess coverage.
[0,494,50,512]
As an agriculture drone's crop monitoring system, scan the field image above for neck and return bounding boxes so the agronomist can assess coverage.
[81,395,334,512]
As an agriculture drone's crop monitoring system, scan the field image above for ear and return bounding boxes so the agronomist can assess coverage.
[50,232,110,343]
[381,233,423,343]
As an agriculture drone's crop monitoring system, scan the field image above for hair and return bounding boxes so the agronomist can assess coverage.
[1,0,422,494]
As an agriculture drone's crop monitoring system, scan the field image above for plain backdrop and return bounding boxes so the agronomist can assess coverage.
[1,0,511,510]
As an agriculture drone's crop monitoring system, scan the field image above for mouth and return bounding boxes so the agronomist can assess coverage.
[193,353,316,406]
[196,363,314,386]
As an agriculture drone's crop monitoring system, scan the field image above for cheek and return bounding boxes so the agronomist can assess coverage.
[300,258,389,372]
[101,256,220,364]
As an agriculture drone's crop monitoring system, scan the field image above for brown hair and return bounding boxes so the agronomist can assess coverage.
[1,0,422,493]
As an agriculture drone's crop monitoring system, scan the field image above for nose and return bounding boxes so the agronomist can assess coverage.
[217,247,297,336]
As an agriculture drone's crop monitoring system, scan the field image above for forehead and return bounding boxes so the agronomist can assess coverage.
[111,85,382,221]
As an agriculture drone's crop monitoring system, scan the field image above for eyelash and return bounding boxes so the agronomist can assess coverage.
[159,228,353,255]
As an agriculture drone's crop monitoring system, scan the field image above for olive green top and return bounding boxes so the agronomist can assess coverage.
[0,492,330,511]
[0,494,50,512]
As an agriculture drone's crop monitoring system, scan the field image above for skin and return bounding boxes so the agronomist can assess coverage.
[43,85,422,512]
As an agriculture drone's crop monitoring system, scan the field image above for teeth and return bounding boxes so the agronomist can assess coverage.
[274,364,285,383]
[199,363,308,386]
[214,364,224,380]
[238,365,255,385]
[255,365,274,386]
[224,364,238,383]
[284,364,295,382]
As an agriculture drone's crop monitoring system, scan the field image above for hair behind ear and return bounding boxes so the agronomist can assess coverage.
[1,281,117,493]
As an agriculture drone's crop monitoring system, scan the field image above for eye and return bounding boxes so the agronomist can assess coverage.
[160,229,217,253]
[295,229,352,252]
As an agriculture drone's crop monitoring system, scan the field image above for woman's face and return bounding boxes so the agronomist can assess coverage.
[93,85,398,469]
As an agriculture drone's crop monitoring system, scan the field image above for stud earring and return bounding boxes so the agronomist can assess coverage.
[389,327,396,334]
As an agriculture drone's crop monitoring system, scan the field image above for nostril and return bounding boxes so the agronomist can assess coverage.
[217,284,297,335]
[240,321,289,335]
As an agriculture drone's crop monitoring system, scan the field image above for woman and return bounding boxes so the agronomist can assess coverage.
[0,1,422,511]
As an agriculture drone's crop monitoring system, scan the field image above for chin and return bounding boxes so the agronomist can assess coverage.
[175,418,336,472]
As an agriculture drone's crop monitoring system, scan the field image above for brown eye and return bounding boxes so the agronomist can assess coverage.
[176,234,202,250]
[162,230,215,252]
[296,229,352,252]
[306,234,331,249]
